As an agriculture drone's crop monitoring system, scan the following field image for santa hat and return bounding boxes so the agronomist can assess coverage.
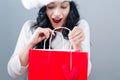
[22,0,71,10]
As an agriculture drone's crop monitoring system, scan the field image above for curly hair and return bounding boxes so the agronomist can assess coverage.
[32,1,80,49]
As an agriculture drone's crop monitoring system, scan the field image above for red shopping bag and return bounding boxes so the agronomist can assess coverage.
[28,49,88,80]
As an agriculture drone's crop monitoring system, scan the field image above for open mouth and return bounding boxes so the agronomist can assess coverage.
[52,18,62,23]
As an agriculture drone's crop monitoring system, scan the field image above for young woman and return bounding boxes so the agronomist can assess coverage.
[8,0,92,79]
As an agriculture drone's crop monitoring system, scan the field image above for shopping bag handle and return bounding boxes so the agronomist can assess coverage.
[44,27,73,71]
[43,27,71,49]
[50,27,71,49]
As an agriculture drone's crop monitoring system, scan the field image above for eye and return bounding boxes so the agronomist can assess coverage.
[61,6,67,9]
[61,2,69,9]
[47,6,55,9]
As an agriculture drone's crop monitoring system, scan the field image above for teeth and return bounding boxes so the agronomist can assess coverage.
[54,19,60,20]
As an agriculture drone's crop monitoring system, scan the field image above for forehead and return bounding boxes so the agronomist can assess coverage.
[47,1,70,5]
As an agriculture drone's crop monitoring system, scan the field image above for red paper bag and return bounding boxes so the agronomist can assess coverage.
[28,49,88,80]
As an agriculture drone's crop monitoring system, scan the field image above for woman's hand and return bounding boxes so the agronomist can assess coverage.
[28,27,53,48]
[19,27,53,67]
[69,27,85,50]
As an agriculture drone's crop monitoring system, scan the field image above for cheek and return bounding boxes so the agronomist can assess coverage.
[46,10,52,20]
[63,9,69,20]
[64,11,69,17]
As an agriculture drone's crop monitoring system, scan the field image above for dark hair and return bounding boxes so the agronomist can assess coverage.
[32,1,80,49]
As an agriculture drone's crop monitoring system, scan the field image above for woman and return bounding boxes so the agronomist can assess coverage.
[8,0,92,79]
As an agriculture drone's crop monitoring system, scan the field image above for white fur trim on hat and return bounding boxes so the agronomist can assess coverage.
[22,0,71,10]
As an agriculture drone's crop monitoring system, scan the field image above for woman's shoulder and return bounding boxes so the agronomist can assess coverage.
[78,19,89,28]
[23,20,36,28]
[22,20,37,31]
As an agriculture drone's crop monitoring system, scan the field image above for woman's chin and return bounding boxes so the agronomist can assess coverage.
[52,24,63,28]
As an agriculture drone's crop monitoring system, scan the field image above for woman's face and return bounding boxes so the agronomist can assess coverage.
[46,1,70,29]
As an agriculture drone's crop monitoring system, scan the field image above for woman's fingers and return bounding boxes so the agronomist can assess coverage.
[36,27,50,39]
[69,27,84,39]
[38,27,55,39]
[70,34,85,44]
[70,32,84,41]
[68,27,85,49]
[69,27,82,39]
[29,27,53,47]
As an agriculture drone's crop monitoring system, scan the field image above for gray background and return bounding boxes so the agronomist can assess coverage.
[0,0,120,80]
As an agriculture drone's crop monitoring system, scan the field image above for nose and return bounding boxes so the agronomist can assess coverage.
[52,8,62,19]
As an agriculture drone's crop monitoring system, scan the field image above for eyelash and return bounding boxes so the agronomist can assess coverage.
[47,6,55,9]
[47,6,67,9]
[61,6,67,9]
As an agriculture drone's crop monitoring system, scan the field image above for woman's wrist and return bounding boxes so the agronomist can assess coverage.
[72,43,82,51]
[27,41,35,49]
[27,40,35,48]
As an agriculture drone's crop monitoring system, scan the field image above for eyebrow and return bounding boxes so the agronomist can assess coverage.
[48,1,69,5]
[62,1,69,4]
